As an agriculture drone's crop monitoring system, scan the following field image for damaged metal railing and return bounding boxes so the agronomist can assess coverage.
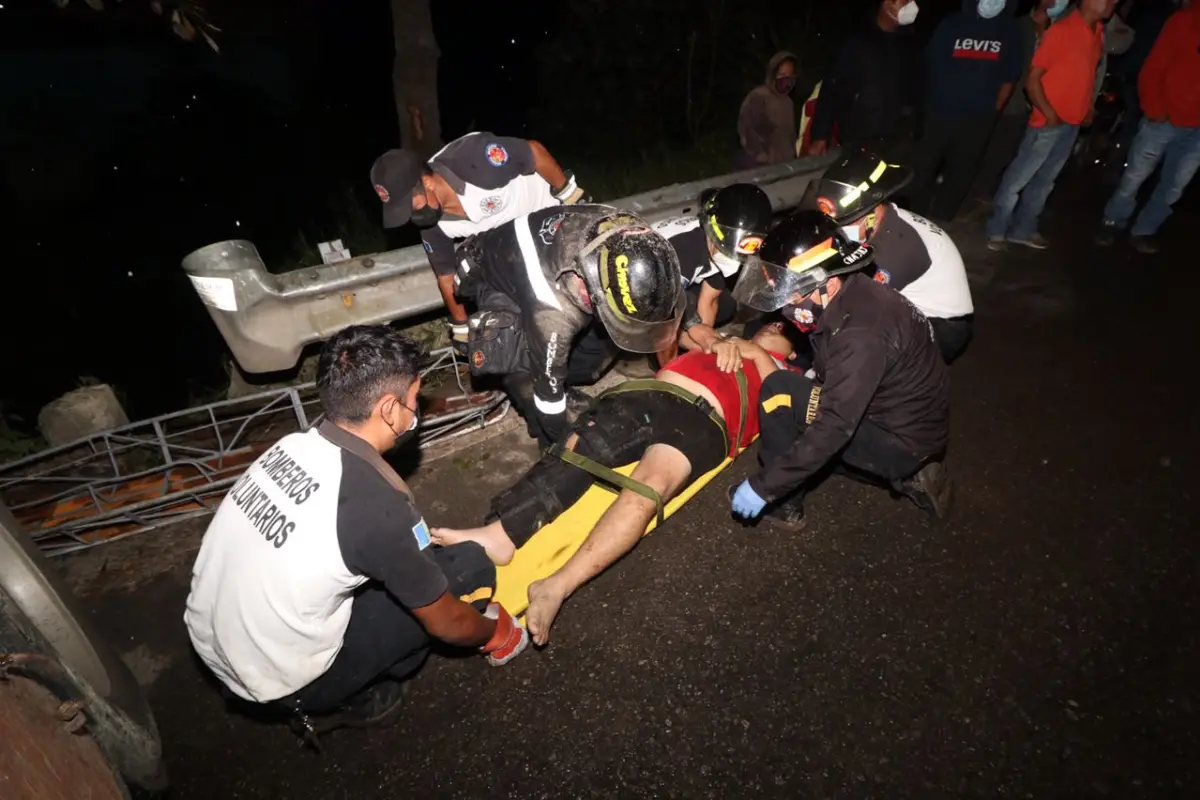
[183,153,837,374]
[0,347,506,557]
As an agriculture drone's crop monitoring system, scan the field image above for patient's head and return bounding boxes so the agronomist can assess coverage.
[749,320,800,362]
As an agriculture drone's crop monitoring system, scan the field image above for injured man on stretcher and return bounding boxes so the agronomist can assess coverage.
[432,320,800,644]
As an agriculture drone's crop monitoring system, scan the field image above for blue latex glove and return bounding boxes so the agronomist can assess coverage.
[730,479,768,519]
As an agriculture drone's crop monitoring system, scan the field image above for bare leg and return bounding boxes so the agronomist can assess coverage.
[525,444,692,646]
[430,520,516,566]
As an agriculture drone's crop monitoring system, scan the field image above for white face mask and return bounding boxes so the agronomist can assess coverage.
[895,1,920,25]
[711,251,742,277]
[978,0,1005,19]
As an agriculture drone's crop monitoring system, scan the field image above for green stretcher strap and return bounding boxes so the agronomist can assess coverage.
[556,447,666,527]
[551,370,752,528]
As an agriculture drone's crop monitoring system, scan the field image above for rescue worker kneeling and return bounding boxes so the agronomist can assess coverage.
[432,322,802,645]
[729,211,954,529]
[806,148,975,363]
[455,205,685,448]
[184,326,528,736]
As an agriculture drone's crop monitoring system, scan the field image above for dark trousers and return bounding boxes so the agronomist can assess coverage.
[281,543,494,713]
[475,285,616,447]
[492,390,727,546]
[757,371,932,505]
[502,322,615,447]
[931,316,973,364]
[910,113,997,222]
[972,114,1028,202]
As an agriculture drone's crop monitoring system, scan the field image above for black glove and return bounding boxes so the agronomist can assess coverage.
[534,408,566,449]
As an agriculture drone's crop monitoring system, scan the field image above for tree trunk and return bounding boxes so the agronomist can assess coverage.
[390,0,443,158]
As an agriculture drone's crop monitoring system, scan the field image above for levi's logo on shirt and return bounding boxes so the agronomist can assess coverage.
[953,39,1002,60]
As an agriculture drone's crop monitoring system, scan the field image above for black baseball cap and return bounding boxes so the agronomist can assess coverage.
[370,149,425,228]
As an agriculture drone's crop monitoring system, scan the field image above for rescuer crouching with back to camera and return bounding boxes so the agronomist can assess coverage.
[728,210,955,530]
[184,325,529,738]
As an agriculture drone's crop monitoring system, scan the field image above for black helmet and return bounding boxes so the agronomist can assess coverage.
[731,210,875,312]
[805,148,913,224]
[577,212,686,353]
[698,183,774,260]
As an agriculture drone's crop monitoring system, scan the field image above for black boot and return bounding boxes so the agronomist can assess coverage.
[763,497,807,531]
[898,461,954,520]
[728,485,807,531]
[308,680,408,735]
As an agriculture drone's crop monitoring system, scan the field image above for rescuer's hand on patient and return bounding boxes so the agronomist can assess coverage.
[480,603,529,666]
[730,479,767,520]
[711,339,743,373]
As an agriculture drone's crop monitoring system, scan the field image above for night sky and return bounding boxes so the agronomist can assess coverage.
[0,0,965,423]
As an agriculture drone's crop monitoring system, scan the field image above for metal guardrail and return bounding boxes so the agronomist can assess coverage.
[1,347,506,557]
[182,153,837,374]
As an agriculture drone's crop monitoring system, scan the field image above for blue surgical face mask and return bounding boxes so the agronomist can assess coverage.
[978,0,1005,19]
[1047,0,1070,20]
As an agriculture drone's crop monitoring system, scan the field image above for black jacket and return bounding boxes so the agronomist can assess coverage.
[459,205,608,432]
[752,273,950,500]
[809,16,921,145]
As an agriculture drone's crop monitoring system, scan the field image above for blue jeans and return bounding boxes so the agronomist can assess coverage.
[986,124,1080,239]
[1101,120,1200,237]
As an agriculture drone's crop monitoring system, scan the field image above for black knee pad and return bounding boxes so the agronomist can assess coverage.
[435,541,496,602]
[491,469,571,545]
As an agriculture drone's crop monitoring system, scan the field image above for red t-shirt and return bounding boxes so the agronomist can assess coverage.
[660,351,767,457]
[1029,11,1104,127]
[1139,6,1200,128]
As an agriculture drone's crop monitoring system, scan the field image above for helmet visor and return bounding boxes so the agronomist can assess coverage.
[595,285,687,353]
[731,242,875,312]
[706,218,768,260]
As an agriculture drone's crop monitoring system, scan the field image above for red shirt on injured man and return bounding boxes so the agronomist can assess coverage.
[659,348,792,456]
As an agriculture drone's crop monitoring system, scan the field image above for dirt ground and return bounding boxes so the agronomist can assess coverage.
[53,180,1200,798]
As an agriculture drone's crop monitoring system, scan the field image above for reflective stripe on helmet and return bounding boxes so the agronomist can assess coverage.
[785,237,838,272]
[708,214,725,240]
[839,161,890,208]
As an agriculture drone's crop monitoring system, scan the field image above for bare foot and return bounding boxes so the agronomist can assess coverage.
[430,523,516,566]
[525,578,568,646]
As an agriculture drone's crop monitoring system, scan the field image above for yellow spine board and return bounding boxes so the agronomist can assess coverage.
[493,445,750,617]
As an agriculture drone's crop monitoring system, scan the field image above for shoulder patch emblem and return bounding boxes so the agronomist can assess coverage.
[538,212,565,245]
[874,268,891,285]
[411,518,431,550]
[485,142,509,167]
[422,240,433,253]
[374,184,390,203]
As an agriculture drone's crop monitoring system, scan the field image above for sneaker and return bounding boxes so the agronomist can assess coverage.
[986,235,1007,252]
[1007,233,1050,250]
[1130,235,1160,255]
[1095,226,1117,246]
[898,461,954,521]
